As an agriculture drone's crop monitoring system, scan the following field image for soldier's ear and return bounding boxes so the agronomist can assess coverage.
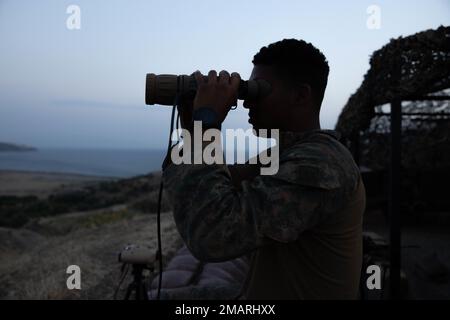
[291,84,312,107]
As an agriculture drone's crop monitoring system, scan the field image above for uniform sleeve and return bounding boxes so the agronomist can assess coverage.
[162,156,346,262]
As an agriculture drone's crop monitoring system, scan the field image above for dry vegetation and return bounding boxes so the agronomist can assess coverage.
[0,209,183,300]
[0,172,183,300]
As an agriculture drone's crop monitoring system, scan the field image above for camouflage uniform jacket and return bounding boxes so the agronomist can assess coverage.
[163,129,365,299]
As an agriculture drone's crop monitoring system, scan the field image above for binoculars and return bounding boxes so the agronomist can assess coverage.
[145,73,271,106]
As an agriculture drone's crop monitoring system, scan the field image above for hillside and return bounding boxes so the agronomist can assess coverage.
[0,171,170,228]
[0,170,182,299]
[0,142,36,152]
[0,209,182,299]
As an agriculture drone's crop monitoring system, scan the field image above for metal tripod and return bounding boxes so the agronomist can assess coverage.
[124,264,149,300]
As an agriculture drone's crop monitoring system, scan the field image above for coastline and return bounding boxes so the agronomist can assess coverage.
[0,169,119,198]
[0,148,166,179]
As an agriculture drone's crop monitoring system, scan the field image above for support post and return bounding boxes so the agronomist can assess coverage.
[389,99,402,299]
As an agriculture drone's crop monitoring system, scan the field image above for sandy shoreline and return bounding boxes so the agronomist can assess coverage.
[0,170,118,198]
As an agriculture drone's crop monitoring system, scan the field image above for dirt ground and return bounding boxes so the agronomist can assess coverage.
[363,209,450,299]
[0,209,183,300]
[0,170,183,300]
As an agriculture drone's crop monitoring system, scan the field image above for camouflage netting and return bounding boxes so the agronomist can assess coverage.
[334,26,450,214]
[335,25,450,140]
[359,95,450,171]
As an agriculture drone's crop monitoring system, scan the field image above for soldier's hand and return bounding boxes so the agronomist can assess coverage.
[193,70,240,123]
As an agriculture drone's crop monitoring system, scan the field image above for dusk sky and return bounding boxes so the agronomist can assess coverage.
[0,0,449,149]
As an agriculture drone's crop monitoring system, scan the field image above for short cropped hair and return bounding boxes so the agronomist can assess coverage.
[252,39,329,108]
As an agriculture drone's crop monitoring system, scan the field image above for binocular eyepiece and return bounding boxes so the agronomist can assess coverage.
[145,73,271,106]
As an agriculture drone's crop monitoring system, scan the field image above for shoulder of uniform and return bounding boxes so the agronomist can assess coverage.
[275,133,358,190]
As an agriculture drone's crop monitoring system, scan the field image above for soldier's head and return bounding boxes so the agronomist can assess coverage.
[244,39,329,132]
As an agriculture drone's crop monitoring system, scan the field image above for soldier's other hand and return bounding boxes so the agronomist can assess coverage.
[178,94,194,130]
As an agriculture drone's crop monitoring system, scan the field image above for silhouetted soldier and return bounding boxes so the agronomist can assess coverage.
[163,39,366,299]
